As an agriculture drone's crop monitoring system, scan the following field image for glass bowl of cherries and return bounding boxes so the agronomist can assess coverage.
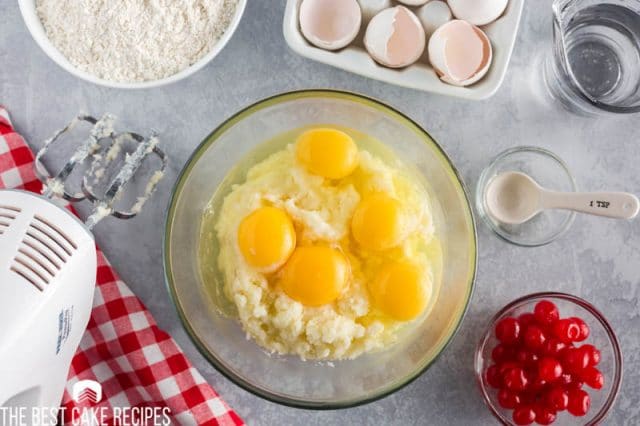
[475,293,622,425]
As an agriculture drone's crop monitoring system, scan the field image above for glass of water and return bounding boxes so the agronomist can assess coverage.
[544,0,640,115]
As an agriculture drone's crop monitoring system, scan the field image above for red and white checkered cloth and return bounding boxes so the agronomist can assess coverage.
[0,107,244,426]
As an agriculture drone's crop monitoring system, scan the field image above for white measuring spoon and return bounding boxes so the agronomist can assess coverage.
[485,171,640,225]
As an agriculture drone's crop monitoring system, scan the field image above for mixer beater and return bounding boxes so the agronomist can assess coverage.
[35,113,167,228]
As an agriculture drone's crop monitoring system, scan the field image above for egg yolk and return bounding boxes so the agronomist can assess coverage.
[369,261,426,321]
[238,206,296,272]
[351,193,405,250]
[281,246,349,306]
[296,128,359,179]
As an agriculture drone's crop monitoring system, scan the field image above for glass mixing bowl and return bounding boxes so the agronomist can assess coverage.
[164,90,477,408]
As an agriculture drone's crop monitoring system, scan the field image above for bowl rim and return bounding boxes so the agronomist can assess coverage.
[163,89,478,409]
[474,292,623,425]
[17,0,247,89]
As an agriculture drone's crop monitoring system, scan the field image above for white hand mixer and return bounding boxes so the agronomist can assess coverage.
[0,114,166,417]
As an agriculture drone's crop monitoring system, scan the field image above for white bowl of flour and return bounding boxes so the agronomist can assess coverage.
[18,0,246,89]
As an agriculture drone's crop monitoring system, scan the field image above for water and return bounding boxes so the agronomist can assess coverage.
[546,2,640,114]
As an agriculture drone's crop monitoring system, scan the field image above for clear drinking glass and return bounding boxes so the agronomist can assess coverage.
[544,0,640,115]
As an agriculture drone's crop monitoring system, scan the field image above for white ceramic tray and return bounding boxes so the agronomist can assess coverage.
[283,0,525,100]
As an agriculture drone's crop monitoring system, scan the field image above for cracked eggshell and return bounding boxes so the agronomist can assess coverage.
[448,0,509,26]
[299,0,362,50]
[428,20,492,86]
[364,6,426,68]
[416,0,452,37]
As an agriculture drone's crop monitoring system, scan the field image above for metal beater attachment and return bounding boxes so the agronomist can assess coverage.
[35,113,167,230]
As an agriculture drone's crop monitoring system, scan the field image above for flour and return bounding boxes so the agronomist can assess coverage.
[36,0,238,82]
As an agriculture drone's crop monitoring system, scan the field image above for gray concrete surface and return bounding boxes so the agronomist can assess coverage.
[1,1,639,424]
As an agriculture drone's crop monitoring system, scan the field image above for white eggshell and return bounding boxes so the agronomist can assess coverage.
[428,30,448,77]
[364,6,426,68]
[299,0,362,50]
[428,20,493,86]
[443,29,492,86]
[448,0,509,26]
[359,0,393,24]
[396,0,430,6]
[416,1,452,37]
